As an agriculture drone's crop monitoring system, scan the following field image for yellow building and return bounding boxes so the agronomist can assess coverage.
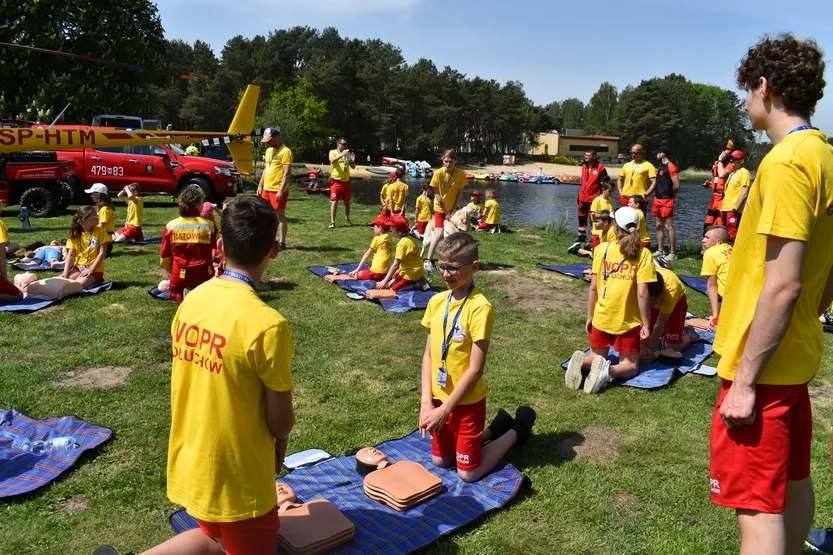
[531,132,620,159]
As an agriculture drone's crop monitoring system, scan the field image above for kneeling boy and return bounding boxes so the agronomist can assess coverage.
[643,266,696,359]
[420,233,535,482]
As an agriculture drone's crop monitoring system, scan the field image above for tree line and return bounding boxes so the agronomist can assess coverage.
[2,0,755,168]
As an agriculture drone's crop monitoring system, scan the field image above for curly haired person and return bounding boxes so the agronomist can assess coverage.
[706,33,833,555]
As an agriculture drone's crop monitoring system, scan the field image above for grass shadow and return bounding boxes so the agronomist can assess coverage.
[515,430,585,470]
[289,245,353,253]
[480,262,515,272]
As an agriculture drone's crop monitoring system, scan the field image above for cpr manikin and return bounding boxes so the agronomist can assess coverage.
[355,447,390,476]
[14,272,83,299]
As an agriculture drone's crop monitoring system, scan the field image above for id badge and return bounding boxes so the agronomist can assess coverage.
[601,284,606,298]
[437,366,448,387]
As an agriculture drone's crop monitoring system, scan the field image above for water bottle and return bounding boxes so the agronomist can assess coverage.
[21,440,46,455]
[21,436,78,454]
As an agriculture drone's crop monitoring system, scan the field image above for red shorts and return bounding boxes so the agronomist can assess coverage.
[117,225,144,242]
[261,190,288,211]
[169,264,213,304]
[431,398,486,471]
[721,211,741,241]
[197,505,279,555]
[590,325,641,354]
[641,241,650,248]
[477,222,497,230]
[355,269,387,281]
[649,295,688,344]
[710,379,811,513]
[434,211,446,227]
[619,195,629,207]
[416,220,428,234]
[391,274,421,292]
[591,233,601,251]
[652,198,675,219]
[0,278,22,299]
[329,178,352,201]
[70,267,104,285]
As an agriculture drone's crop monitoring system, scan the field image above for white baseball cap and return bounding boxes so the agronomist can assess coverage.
[261,127,281,143]
[84,183,108,195]
[614,207,640,233]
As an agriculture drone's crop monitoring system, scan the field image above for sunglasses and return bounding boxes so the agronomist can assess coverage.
[437,260,475,276]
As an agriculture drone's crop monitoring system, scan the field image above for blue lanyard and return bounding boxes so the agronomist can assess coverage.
[787,125,817,136]
[601,243,625,284]
[222,270,256,290]
[441,282,475,364]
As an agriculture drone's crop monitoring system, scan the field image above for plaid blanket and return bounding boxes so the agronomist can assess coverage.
[308,264,436,313]
[11,261,62,272]
[560,330,716,390]
[0,282,114,313]
[171,431,527,554]
[0,409,112,498]
[679,275,709,295]
[536,263,591,282]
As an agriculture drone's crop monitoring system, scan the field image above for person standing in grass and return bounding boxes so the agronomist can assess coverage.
[649,146,680,261]
[413,183,433,238]
[424,150,467,278]
[576,149,608,244]
[257,127,292,251]
[328,137,355,228]
[704,34,833,555]
[387,167,409,216]
[420,232,536,482]
[114,196,295,555]
[617,144,656,207]
[720,151,752,242]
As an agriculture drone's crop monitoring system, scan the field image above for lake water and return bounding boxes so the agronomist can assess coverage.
[344,177,714,244]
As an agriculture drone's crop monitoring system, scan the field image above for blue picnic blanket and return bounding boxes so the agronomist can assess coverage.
[0,409,112,498]
[536,263,591,282]
[148,286,171,301]
[309,264,436,312]
[679,275,709,295]
[170,431,527,554]
[0,282,113,313]
[560,330,716,390]
[114,236,162,245]
[11,261,62,271]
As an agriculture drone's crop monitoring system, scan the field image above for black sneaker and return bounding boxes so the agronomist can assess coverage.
[807,528,833,554]
[567,242,581,256]
[576,231,586,243]
[485,408,514,443]
[92,546,121,555]
[511,406,537,448]
[279,242,287,252]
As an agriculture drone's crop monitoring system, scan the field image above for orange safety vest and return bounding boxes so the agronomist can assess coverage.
[703,160,735,233]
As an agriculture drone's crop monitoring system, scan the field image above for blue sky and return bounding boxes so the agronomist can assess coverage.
[155,0,833,134]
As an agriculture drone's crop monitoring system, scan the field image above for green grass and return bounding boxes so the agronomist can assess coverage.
[2,190,833,555]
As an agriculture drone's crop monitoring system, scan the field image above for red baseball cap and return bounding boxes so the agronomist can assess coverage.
[729,150,744,159]
[370,215,391,230]
[471,189,482,197]
[390,215,410,233]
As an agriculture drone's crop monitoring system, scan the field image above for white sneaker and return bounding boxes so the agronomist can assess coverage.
[664,253,678,262]
[423,259,434,281]
[652,250,665,258]
[584,356,611,394]
[565,351,585,390]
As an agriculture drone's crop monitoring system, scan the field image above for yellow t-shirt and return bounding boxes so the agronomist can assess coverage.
[431,168,467,213]
[98,205,115,234]
[369,233,393,275]
[395,235,425,281]
[591,242,656,334]
[125,197,143,227]
[466,201,485,214]
[484,198,500,225]
[421,287,493,405]
[636,209,649,244]
[329,149,351,182]
[598,226,616,243]
[380,183,390,205]
[388,182,409,212]
[415,195,432,223]
[263,145,293,192]
[167,278,293,522]
[622,161,657,197]
[654,267,686,315]
[701,243,732,297]
[590,195,614,214]
[66,227,111,273]
[0,220,8,245]
[722,167,752,213]
[715,129,833,385]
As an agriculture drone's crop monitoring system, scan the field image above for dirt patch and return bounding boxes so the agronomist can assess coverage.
[56,495,88,515]
[519,233,542,240]
[554,426,622,466]
[614,493,638,506]
[143,267,169,278]
[481,267,517,277]
[491,269,585,311]
[54,366,132,388]
[102,303,126,312]
[810,384,833,408]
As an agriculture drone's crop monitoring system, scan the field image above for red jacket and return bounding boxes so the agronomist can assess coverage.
[579,162,608,203]
[160,211,216,272]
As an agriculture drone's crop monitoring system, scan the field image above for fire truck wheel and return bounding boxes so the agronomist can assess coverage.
[19,186,58,218]
[185,177,215,203]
